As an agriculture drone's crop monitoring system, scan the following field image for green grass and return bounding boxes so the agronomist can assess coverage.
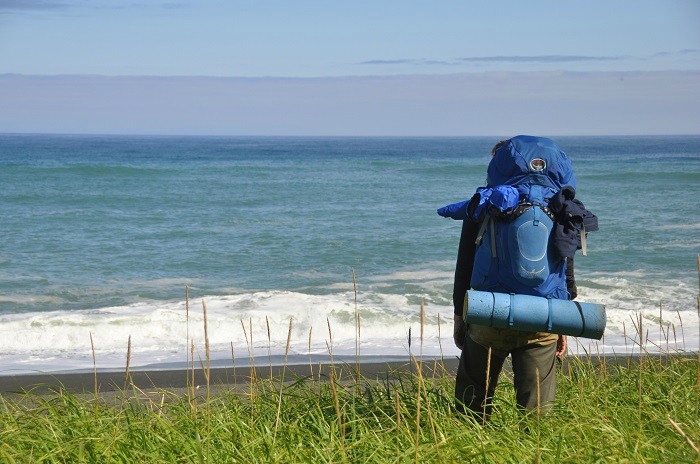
[0,355,698,463]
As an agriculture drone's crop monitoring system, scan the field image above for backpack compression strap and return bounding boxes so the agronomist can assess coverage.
[475,217,489,245]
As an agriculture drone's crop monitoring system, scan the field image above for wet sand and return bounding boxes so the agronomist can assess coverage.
[0,353,689,399]
[0,357,459,396]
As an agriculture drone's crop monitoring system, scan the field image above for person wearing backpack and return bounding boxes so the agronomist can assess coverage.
[439,136,597,420]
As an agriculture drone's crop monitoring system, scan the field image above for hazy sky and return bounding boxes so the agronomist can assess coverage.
[1,1,699,135]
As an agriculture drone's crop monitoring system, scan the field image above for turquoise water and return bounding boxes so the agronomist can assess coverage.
[1,135,698,373]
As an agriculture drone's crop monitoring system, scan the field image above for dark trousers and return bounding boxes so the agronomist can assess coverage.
[454,334,557,419]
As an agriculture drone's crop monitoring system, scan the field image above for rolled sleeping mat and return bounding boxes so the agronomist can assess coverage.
[464,290,606,340]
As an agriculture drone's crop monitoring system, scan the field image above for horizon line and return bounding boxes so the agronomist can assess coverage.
[2,69,700,80]
[2,131,699,138]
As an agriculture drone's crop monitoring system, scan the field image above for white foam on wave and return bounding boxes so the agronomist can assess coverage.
[573,273,699,355]
[0,273,697,374]
[366,266,453,284]
[0,291,457,374]
[0,295,63,305]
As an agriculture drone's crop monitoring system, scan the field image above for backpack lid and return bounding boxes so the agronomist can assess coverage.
[487,135,576,192]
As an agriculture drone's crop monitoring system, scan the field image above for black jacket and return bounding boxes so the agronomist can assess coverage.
[548,187,599,260]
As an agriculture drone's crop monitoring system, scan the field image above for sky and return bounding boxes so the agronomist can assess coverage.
[1,0,699,135]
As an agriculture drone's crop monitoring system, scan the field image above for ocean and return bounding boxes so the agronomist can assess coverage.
[1,134,698,374]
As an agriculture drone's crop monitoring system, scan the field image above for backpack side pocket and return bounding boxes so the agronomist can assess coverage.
[507,206,552,287]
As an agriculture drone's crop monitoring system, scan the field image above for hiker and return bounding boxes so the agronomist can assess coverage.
[440,136,597,419]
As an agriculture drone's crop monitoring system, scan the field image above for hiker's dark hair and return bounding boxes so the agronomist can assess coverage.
[491,140,508,157]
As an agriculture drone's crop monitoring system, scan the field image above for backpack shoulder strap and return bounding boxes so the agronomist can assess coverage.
[475,216,489,245]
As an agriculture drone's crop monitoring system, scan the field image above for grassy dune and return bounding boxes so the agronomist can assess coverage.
[0,353,698,463]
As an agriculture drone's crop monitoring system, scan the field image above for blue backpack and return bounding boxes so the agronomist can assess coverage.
[470,136,576,299]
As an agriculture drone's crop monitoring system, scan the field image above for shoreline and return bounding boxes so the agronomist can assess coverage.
[0,357,454,395]
[2,352,695,395]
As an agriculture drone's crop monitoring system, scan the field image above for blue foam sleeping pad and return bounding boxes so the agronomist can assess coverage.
[464,290,606,340]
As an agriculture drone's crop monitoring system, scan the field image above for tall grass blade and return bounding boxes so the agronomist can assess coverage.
[124,335,132,391]
[266,315,273,380]
[352,268,360,384]
[483,347,492,426]
[89,332,98,408]
[202,299,211,407]
[669,417,700,456]
[273,317,294,443]
[230,341,236,385]
[420,299,425,361]
[186,284,190,393]
[308,326,314,378]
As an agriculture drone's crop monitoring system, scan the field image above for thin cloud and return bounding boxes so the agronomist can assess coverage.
[0,0,186,12]
[360,59,417,65]
[94,2,187,10]
[359,58,455,66]
[360,54,629,66]
[0,0,67,10]
[457,54,629,63]
[360,50,699,66]
[652,49,699,57]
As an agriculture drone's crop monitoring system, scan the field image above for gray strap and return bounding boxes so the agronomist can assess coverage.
[475,217,489,245]
[574,301,586,337]
[489,218,497,258]
[581,224,587,256]
[508,293,515,327]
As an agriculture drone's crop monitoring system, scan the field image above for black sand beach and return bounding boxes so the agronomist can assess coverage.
[2,353,684,397]
[0,358,460,396]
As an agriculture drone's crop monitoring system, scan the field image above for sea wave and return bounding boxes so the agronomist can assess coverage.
[0,274,697,374]
[32,165,176,176]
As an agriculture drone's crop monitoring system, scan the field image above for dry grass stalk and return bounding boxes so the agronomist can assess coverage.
[240,319,256,402]
[190,340,195,412]
[659,302,663,346]
[185,285,190,392]
[249,317,257,382]
[273,317,294,443]
[230,341,236,386]
[327,317,334,356]
[696,254,700,385]
[637,315,643,427]
[671,323,678,351]
[669,417,700,456]
[437,313,445,375]
[266,315,273,380]
[329,372,346,461]
[601,332,607,377]
[483,347,492,426]
[414,350,441,458]
[394,390,401,433]
[197,352,209,384]
[308,326,314,378]
[124,335,132,391]
[420,299,425,361]
[676,310,686,351]
[202,299,211,407]
[326,338,345,461]
[536,367,541,419]
[89,332,98,406]
[352,268,360,383]
[629,313,650,357]
[412,354,422,464]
